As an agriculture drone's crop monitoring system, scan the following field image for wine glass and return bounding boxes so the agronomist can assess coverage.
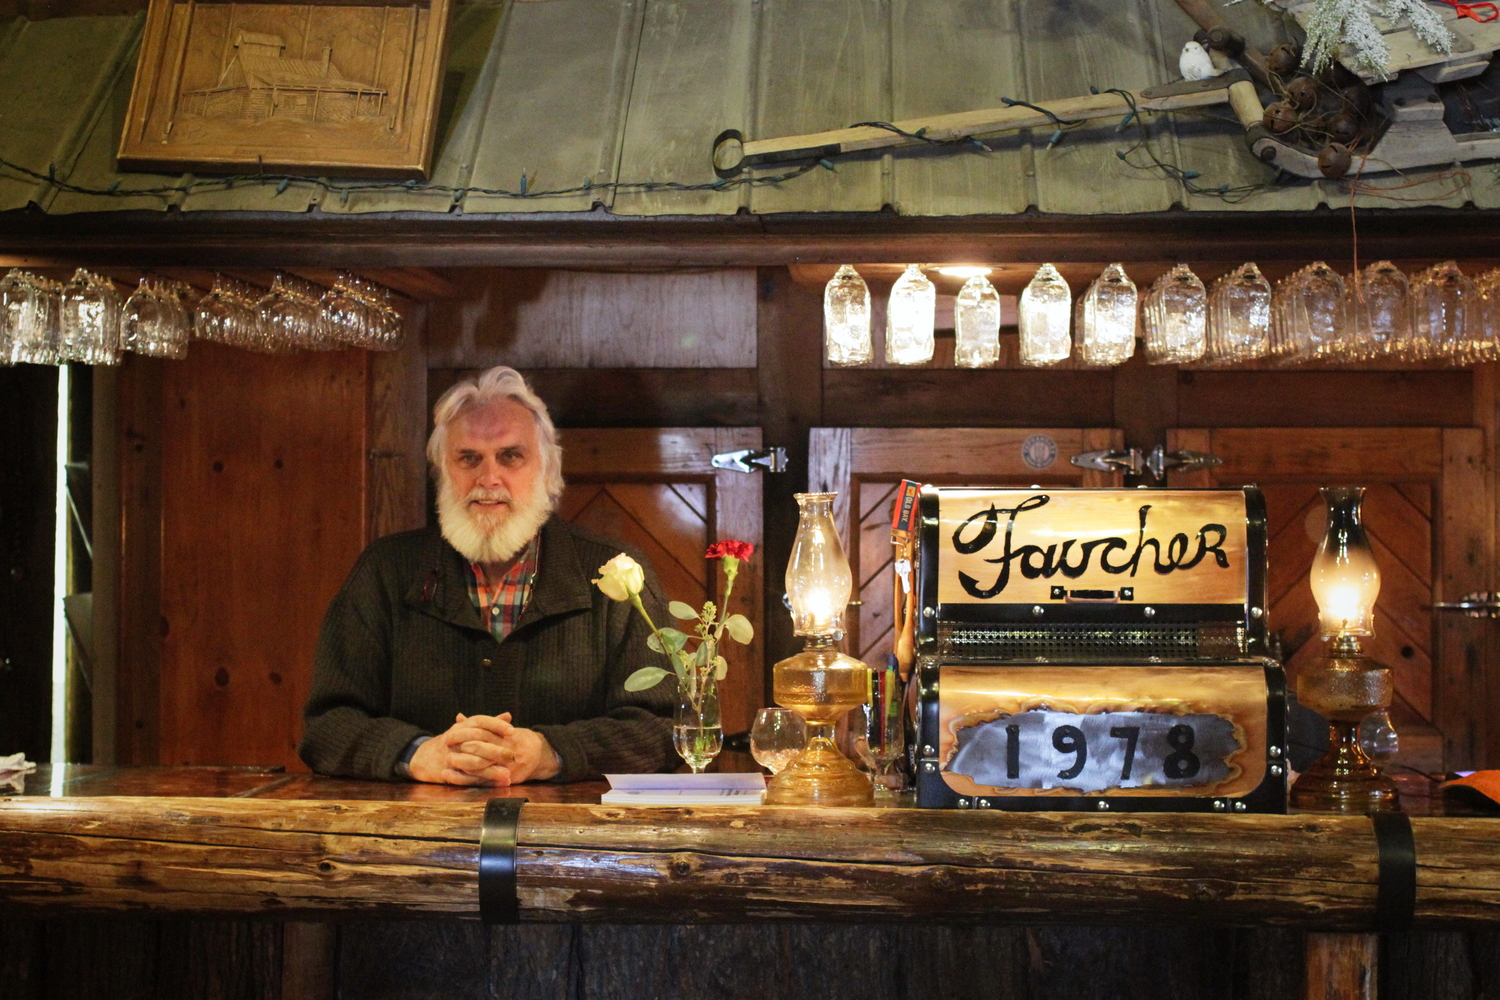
[847,693,905,797]
[750,708,807,776]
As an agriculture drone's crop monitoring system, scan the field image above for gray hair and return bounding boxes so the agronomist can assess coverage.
[426,366,565,502]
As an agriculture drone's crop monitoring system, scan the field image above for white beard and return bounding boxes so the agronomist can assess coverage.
[436,475,555,565]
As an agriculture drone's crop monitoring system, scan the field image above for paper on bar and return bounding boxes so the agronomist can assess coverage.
[602,772,766,805]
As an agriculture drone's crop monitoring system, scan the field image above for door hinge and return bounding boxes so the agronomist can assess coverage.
[711,446,788,474]
[1432,592,1500,618]
[1070,444,1222,482]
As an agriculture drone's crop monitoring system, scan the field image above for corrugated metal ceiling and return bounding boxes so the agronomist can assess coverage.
[0,0,1495,218]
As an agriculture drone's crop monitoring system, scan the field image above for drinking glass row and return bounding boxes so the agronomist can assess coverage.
[0,268,405,365]
[824,261,1500,368]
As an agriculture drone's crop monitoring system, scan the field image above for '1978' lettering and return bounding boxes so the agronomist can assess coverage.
[952,494,1230,599]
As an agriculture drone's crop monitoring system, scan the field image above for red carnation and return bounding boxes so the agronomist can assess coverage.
[705,540,754,562]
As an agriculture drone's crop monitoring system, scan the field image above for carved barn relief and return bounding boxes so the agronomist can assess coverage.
[119,0,450,178]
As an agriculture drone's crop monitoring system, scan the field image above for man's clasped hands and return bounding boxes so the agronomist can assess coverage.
[407,712,561,786]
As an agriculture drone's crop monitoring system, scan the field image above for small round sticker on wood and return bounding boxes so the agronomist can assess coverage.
[1021,434,1058,470]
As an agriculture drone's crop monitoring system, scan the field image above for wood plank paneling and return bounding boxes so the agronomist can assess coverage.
[429,368,762,429]
[1437,428,1491,768]
[424,269,758,370]
[160,345,368,769]
[1178,371,1474,428]
[1173,427,1475,773]
[823,369,1116,427]
[368,308,429,542]
[1205,428,1445,480]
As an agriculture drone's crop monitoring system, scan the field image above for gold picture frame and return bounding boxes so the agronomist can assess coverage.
[118,0,452,179]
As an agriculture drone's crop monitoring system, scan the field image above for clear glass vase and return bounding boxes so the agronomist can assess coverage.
[673,655,722,774]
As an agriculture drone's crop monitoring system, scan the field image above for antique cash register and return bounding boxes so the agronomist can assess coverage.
[912,486,1287,812]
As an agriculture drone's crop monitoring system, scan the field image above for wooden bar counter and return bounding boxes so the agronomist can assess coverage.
[3,766,1499,999]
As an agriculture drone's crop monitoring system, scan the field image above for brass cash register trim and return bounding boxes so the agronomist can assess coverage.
[937,664,1267,799]
[936,490,1250,607]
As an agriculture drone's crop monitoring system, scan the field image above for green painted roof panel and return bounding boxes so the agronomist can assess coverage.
[1,1,1495,218]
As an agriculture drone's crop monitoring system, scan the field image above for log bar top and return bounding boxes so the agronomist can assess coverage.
[2,767,1497,929]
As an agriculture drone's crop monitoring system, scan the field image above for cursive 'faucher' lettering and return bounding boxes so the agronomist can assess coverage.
[954,495,1230,599]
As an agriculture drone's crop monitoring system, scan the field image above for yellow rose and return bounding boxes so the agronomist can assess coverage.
[593,553,645,602]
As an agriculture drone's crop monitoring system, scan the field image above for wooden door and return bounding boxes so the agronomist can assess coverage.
[558,428,764,735]
[1167,427,1490,771]
[809,428,1124,667]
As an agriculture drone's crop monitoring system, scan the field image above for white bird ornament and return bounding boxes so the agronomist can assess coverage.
[1178,40,1223,81]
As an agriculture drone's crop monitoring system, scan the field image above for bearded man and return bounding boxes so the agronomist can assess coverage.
[299,366,674,785]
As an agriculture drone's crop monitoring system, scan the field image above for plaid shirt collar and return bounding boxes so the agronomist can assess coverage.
[466,535,540,643]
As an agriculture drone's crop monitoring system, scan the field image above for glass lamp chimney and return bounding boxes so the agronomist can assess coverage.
[1310,487,1381,638]
[786,492,853,638]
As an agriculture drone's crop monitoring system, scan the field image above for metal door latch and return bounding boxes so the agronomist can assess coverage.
[1432,592,1500,618]
[711,446,788,474]
[1071,444,1222,481]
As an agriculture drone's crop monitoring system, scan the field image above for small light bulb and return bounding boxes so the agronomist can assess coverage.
[937,265,993,278]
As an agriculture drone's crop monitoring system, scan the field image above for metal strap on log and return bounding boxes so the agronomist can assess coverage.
[1,797,1495,926]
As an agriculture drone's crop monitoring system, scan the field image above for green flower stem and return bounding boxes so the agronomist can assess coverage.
[710,556,740,643]
[627,593,683,678]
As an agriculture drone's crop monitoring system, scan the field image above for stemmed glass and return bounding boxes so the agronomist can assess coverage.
[257,273,326,350]
[750,708,807,776]
[847,694,905,797]
[122,277,191,360]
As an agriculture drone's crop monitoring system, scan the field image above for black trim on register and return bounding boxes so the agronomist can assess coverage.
[933,603,1246,624]
[1242,485,1270,657]
[1373,812,1417,932]
[479,798,525,925]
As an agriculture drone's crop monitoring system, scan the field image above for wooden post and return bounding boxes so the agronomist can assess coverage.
[1304,932,1378,1000]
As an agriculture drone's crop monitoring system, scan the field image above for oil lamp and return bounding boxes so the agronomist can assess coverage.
[1288,487,1400,814]
[763,492,874,807]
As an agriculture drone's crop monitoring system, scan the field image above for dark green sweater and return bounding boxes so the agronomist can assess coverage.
[298,517,676,782]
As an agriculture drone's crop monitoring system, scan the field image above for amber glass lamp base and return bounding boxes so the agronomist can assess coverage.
[762,640,874,807]
[1290,636,1400,815]
[1289,719,1400,814]
[764,735,874,807]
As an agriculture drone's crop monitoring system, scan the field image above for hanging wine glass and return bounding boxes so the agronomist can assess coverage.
[1075,263,1137,367]
[1205,263,1271,365]
[1018,263,1071,366]
[2,270,62,365]
[823,265,872,366]
[953,272,1001,369]
[886,264,936,365]
[60,269,123,365]
[1346,261,1413,362]
[1142,264,1206,365]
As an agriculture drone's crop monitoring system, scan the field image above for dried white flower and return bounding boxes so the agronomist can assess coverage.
[1299,0,1453,76]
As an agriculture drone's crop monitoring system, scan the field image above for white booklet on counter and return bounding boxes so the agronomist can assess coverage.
[601,772,766,805]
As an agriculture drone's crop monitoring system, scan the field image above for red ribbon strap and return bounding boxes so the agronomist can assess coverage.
[1432,0,1498,22]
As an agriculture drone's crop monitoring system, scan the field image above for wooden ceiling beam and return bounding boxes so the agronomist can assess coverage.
[3,212,1499,269]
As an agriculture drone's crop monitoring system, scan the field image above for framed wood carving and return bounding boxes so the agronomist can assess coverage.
[118,0,452,179]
